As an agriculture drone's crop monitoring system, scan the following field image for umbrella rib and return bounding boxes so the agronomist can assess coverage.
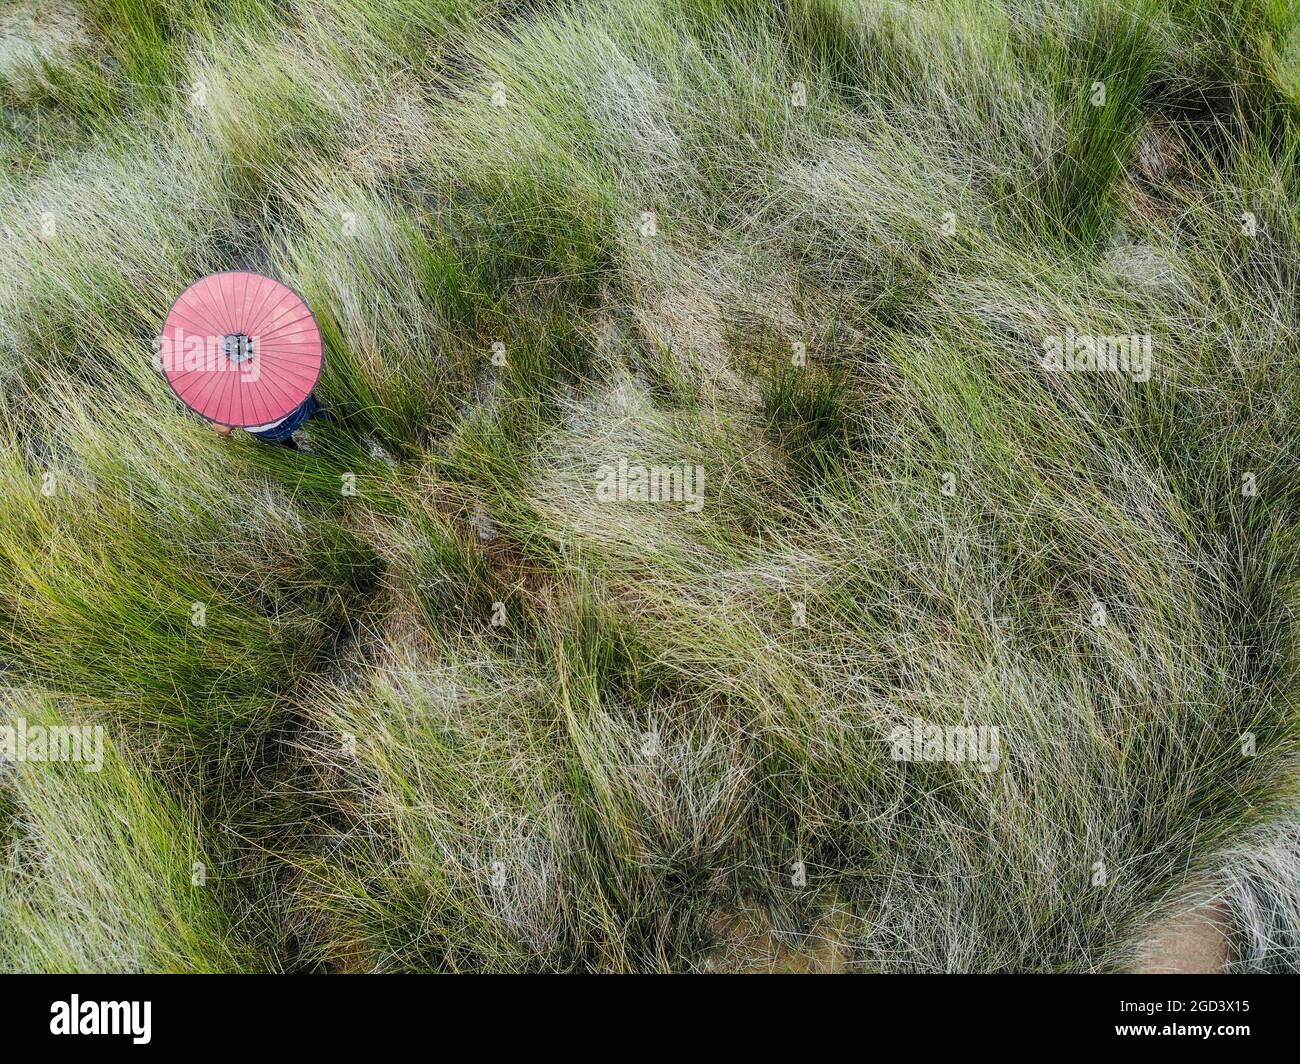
[190,279,232,348]
[179,358,228,418]
[216,275,239,344]
[253,360,305,421]
[256,309,317,343]
[167,304,222,339]
[232,271,249,335]
[244,274,280,336]
[176,292,226,340]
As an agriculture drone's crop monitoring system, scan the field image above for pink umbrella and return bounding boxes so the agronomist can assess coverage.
[160,271,323,427]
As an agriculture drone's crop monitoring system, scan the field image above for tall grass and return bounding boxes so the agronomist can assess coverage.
[0,693,268,972]
[0,0,1297,972]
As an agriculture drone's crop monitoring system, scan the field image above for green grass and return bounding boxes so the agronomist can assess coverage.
[0,693,267,972]
[0,0,1297,972]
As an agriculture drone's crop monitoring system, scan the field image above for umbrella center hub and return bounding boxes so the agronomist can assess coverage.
[222,333,256,365]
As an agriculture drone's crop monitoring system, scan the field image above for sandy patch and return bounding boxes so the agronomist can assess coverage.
[1130,901,1232,974]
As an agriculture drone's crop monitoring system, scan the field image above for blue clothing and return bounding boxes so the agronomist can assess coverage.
[248,394,322,442]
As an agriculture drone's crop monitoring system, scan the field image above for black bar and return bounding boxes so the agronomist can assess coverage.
[2,974,1286,1051]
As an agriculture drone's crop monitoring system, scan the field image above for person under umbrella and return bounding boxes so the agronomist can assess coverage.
[160,271,331,447]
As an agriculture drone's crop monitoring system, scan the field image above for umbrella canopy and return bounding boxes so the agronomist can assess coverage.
[160,271,323,427]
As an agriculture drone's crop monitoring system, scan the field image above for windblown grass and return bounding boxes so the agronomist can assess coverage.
[0,0,1297,972]
[0,693,267,972]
